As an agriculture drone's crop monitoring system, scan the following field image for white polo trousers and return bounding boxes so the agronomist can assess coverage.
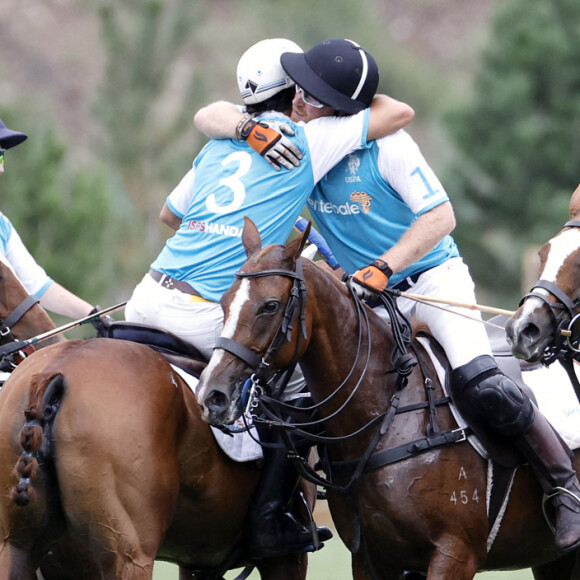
[125,273,306,401]
[373,257,493,369]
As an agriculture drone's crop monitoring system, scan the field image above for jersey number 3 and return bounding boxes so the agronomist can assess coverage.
[206,152,252,214]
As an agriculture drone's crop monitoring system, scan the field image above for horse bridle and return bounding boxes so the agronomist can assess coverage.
[0,294,40,370]
[0,294,39,339]
[214,258,438,495]
[519,219,580,364]
[214,260,308,410]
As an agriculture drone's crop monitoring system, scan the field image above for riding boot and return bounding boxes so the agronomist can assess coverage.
[513,410,580,552]
[451,355,580,553]
[247,426,332,560]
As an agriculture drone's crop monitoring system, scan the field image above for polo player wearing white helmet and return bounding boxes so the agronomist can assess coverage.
[127,37,414,560]
[237,38,302,105]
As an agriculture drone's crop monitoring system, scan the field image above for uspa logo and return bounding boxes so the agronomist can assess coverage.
[345,154,362,183]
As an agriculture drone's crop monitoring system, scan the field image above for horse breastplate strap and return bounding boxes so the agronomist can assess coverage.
[214,337,261,369]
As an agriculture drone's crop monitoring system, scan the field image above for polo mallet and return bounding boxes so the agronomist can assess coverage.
[0,301,127,359]
[294,217,340,270]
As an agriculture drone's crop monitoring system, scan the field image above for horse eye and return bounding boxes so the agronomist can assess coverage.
[261,300,280,314]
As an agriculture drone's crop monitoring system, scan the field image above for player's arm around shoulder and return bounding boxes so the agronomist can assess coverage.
[194,101,243,139]
[366,95,414,142]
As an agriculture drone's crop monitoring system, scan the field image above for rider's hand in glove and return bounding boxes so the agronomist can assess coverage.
[237,115,303,170]
[89,306,115,338]
[352,259,393,294]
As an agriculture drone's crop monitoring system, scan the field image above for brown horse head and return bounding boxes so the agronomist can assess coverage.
[198,216,396,445]
[0,259,61,347]
[506,184,580,361]
[198,217,312,425]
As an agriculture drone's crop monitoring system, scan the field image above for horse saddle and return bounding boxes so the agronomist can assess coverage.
[106,321,207,377]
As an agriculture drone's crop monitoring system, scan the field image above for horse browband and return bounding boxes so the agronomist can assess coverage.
[235,268,304,281]
[215,262,307,372]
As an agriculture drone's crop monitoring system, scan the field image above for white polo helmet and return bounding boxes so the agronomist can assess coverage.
[237,38,303,104]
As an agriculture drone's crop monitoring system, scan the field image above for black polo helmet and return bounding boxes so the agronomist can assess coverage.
[281,38,379,114]
[0,119,28,149]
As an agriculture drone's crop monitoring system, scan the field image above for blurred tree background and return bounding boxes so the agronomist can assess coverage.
[0,0,578,316]
[444,0,580,308]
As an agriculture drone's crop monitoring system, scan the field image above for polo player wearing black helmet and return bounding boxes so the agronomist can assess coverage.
[197,36,580,555]
[281,38,580,554]
[281,38,379,115]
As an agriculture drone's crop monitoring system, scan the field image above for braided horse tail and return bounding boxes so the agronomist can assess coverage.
[11,373,65,507]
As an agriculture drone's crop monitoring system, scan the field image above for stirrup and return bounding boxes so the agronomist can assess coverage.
[296,489,325,552]
[542,486,580,533]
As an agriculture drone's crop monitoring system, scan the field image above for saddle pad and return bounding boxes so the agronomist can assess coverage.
[170,365,263,462]
[417,337,580,454]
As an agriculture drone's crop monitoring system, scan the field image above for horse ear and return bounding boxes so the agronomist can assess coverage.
[242,217,263,257]
[287,221,311,262]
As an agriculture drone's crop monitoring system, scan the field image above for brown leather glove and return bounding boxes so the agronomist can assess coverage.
[352,259,393,293]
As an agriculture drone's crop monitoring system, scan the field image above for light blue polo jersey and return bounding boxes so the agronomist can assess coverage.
[308,133,459,287]
[152,110,370,302]
[0,212,52,297]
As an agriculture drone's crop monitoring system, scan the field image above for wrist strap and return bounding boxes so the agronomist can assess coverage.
[235,114,254,140]
[372,259,393,278]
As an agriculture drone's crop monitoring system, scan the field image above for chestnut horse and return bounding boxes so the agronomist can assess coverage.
[506,184,580,383]
[197,218,580,580]
[0,260,98,580]
[0,262,308,579]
